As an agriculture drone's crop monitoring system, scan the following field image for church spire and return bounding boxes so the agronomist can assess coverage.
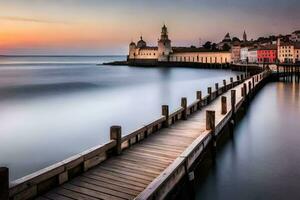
[243,30,247,42]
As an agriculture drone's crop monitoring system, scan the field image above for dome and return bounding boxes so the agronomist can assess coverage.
[129,41,136,46]
[137,36,147,48]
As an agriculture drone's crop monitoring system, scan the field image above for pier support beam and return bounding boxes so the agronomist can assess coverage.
[110,126,122,155]
[162,105,169,128]
[221,96,227,115]
[0,167,9,200]
[181,97,187,120]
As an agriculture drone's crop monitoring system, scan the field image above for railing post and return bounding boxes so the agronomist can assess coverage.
[223,80,226,92]
[110,126,122,155]
[215,83,219,96]
[230,77,233,88]
[248,81,251,95]
[162,105,169,128]
[230,90,236,137]
[243,83,247,96]
[231,90,236,114]
[207,87,212,102]
[241,86,244,97]
[237,75,240,82]
[0,167,9,200]
[206,110,216,157]
[252,77,255,88]
[241,74,244,81]
[196,91,202,110]
[206,110,215,131]
[181,97,187,120]
[221,96,227,115]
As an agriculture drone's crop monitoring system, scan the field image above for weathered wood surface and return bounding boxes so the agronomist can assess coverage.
[33,73,262,200]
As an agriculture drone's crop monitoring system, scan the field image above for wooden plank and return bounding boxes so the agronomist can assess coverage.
[115,156,167,169]
[126,148,179,160]
[123,151,175,162]
[52,188,100,200]
[82,174,144,192]
[43,192,75,200]
[35,197,51,200]
[70,180,135,199]
[101,163,159,178]
[77,176,140,196]
[95,166,154,182]
[90,169,150,186]
[103,161,161,176]
[62,184,124,200]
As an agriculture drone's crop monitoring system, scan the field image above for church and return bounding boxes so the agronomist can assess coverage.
[128,25,232,65]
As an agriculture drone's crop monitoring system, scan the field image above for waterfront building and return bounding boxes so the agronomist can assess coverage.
[277,38,300,63]
[290,30,300,42]
[248,48,258,63]
[240,47,249,63]
[231,41,241,63]
[257,45,277,63]
[128,25,231,64]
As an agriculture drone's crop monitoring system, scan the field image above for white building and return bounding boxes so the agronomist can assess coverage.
[128,25,231,64]
[248,48,258,63]
[240,47,249,63]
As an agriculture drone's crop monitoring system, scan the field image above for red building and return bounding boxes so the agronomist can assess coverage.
[257,45,277,63]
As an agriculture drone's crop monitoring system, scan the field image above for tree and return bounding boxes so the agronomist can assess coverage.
[211,43,217,50]
[203,41,212,49]
[222,43,231,51]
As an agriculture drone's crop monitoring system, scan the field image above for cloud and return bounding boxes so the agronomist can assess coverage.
[0,16,71,24]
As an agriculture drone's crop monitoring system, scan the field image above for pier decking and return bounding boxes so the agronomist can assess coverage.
[2,71,272,200]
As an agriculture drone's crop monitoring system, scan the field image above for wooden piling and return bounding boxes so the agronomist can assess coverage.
[207,87,212,102]
[181,97,187,120]
[248,81,251,94]
[241,74,244,81]
[162,105,169,128]
[196,91,202,109]
[215,83,219,95]
[206,110,216,157]
[237,75,240,82]
[0,167,9,200]
[231,90,236,114]
[110,126,122,155]
[221,96,227,115]
[223,80,226,91]
[206,110,215,131]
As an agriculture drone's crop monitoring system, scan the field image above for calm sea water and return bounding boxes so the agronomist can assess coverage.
[0,56,239,180]
[196,81,300,200]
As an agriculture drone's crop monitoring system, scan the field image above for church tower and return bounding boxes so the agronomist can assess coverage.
[158,25,172,61]
[243,30,247,42]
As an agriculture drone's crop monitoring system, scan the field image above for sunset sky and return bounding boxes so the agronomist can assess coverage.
[0,0,299,55]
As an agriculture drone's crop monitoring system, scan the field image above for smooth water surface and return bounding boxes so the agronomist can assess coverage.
[0,56,239,180]
[196,81,300,200]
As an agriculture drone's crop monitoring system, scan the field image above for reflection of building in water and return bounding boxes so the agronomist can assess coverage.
[128,25,231,65]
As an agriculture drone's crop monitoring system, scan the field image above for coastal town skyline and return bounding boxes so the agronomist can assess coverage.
[0,0,299,55]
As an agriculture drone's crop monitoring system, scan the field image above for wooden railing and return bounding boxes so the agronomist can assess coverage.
[0,71,273,200]
[135,70,272,200]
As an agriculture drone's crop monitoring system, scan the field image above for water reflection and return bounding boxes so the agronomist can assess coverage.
[196,81,300,200]
[0,56,239,180]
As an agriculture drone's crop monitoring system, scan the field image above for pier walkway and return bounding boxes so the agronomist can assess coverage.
[2,71,271,200]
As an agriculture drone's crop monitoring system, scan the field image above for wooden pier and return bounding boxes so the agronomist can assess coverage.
[2,70,274,200]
